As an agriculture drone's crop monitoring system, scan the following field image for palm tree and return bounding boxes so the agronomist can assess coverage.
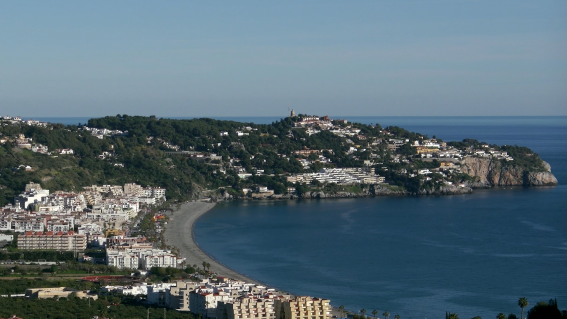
[518,297,528,319]
[446,313,459,319]
[339,305,345,318]
[394,315,400,319]
[372,310,378,319]
[383,311,389,319]
[361,309,366,318]
[497,313,506,319]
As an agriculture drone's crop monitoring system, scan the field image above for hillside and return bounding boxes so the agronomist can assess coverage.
[0,115,557,205]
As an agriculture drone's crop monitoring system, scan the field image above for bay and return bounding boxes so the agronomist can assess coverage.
[194,117,567,319]
[26,115,567,317]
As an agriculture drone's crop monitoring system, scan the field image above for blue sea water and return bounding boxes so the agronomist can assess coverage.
[192,117,567,319]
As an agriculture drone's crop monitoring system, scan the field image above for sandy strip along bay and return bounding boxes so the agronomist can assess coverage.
[163,201,261,284]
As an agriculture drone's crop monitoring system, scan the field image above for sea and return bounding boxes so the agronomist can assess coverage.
[32,116,567,318]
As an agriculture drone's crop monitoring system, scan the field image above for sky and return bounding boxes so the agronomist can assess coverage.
[1,1,566,117]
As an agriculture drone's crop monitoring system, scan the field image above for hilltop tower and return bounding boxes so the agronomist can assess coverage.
[290,109,296,117]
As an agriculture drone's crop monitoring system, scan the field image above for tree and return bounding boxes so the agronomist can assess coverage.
[361,309,366,318]
[295,183,309,198]
[497,313,506,319]
[526,300,562,319]
[372,310,378,319]
[472,317,482,319]
[383,311,390,319]
[339,305,345,318]
[518,297,528,319]
[508,314,518,319]
[394,315,400,319]
[446,313,459,319]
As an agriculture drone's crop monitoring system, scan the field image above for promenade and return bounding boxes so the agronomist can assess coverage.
[163,201,261,284]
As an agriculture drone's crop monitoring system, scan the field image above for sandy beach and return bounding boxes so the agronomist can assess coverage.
[165,201,341,314]
[164,201,261,284]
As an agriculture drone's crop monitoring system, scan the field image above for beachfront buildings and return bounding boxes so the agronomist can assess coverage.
[103,277,331,319]
[275,297,332,319]
[191,290,233,318]
[106,248,178,270]
[106,249,140,269]
[17,231,87,252]
[287,167,384,185]
[167,281,199,311]
[217,297,277,319]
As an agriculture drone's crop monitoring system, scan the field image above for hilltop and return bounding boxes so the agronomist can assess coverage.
[0,114,557,205]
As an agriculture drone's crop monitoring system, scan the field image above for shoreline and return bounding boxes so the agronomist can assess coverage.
[163,201,262,285]
[164,201,343,316]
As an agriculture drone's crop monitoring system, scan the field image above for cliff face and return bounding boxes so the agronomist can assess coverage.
[460,157,558,187]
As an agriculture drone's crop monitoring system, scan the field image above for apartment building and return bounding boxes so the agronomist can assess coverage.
[147,283,178,307]
[275,297,332,319]
[106,248,177,270]
[17,231,87,252]
[190,290,233,318]
[140,249,178,269]
[14,189,50,209]
[166,281,199,311]
[217,297,277,319]
[106,249,140,269]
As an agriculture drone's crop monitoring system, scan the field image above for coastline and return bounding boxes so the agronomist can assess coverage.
[164,201,343,316]
[163,201,262,285]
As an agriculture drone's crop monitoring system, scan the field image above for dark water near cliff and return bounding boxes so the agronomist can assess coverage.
[194,117,567,319]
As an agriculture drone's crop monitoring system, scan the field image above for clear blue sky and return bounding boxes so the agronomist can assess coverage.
[1,1,566,117]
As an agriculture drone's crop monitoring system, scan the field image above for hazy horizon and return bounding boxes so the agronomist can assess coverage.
[2,1,566,117]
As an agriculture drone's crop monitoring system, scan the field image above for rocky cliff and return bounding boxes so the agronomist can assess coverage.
[460,157,558,187]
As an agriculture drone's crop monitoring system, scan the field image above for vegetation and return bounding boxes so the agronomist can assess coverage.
[0,116,551,205]
[526,299,563,319]
[519,297,529,319]
[0,250,76,262]
[0,295,195,319]
[0,262,127,277]
[0,278,98,294]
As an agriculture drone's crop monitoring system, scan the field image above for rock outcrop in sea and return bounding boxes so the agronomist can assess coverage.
[460,157,558,187]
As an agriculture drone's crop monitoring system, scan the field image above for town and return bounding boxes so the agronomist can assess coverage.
[0,114,550,319]
[0,112,519,200]
[0,180,332,319]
